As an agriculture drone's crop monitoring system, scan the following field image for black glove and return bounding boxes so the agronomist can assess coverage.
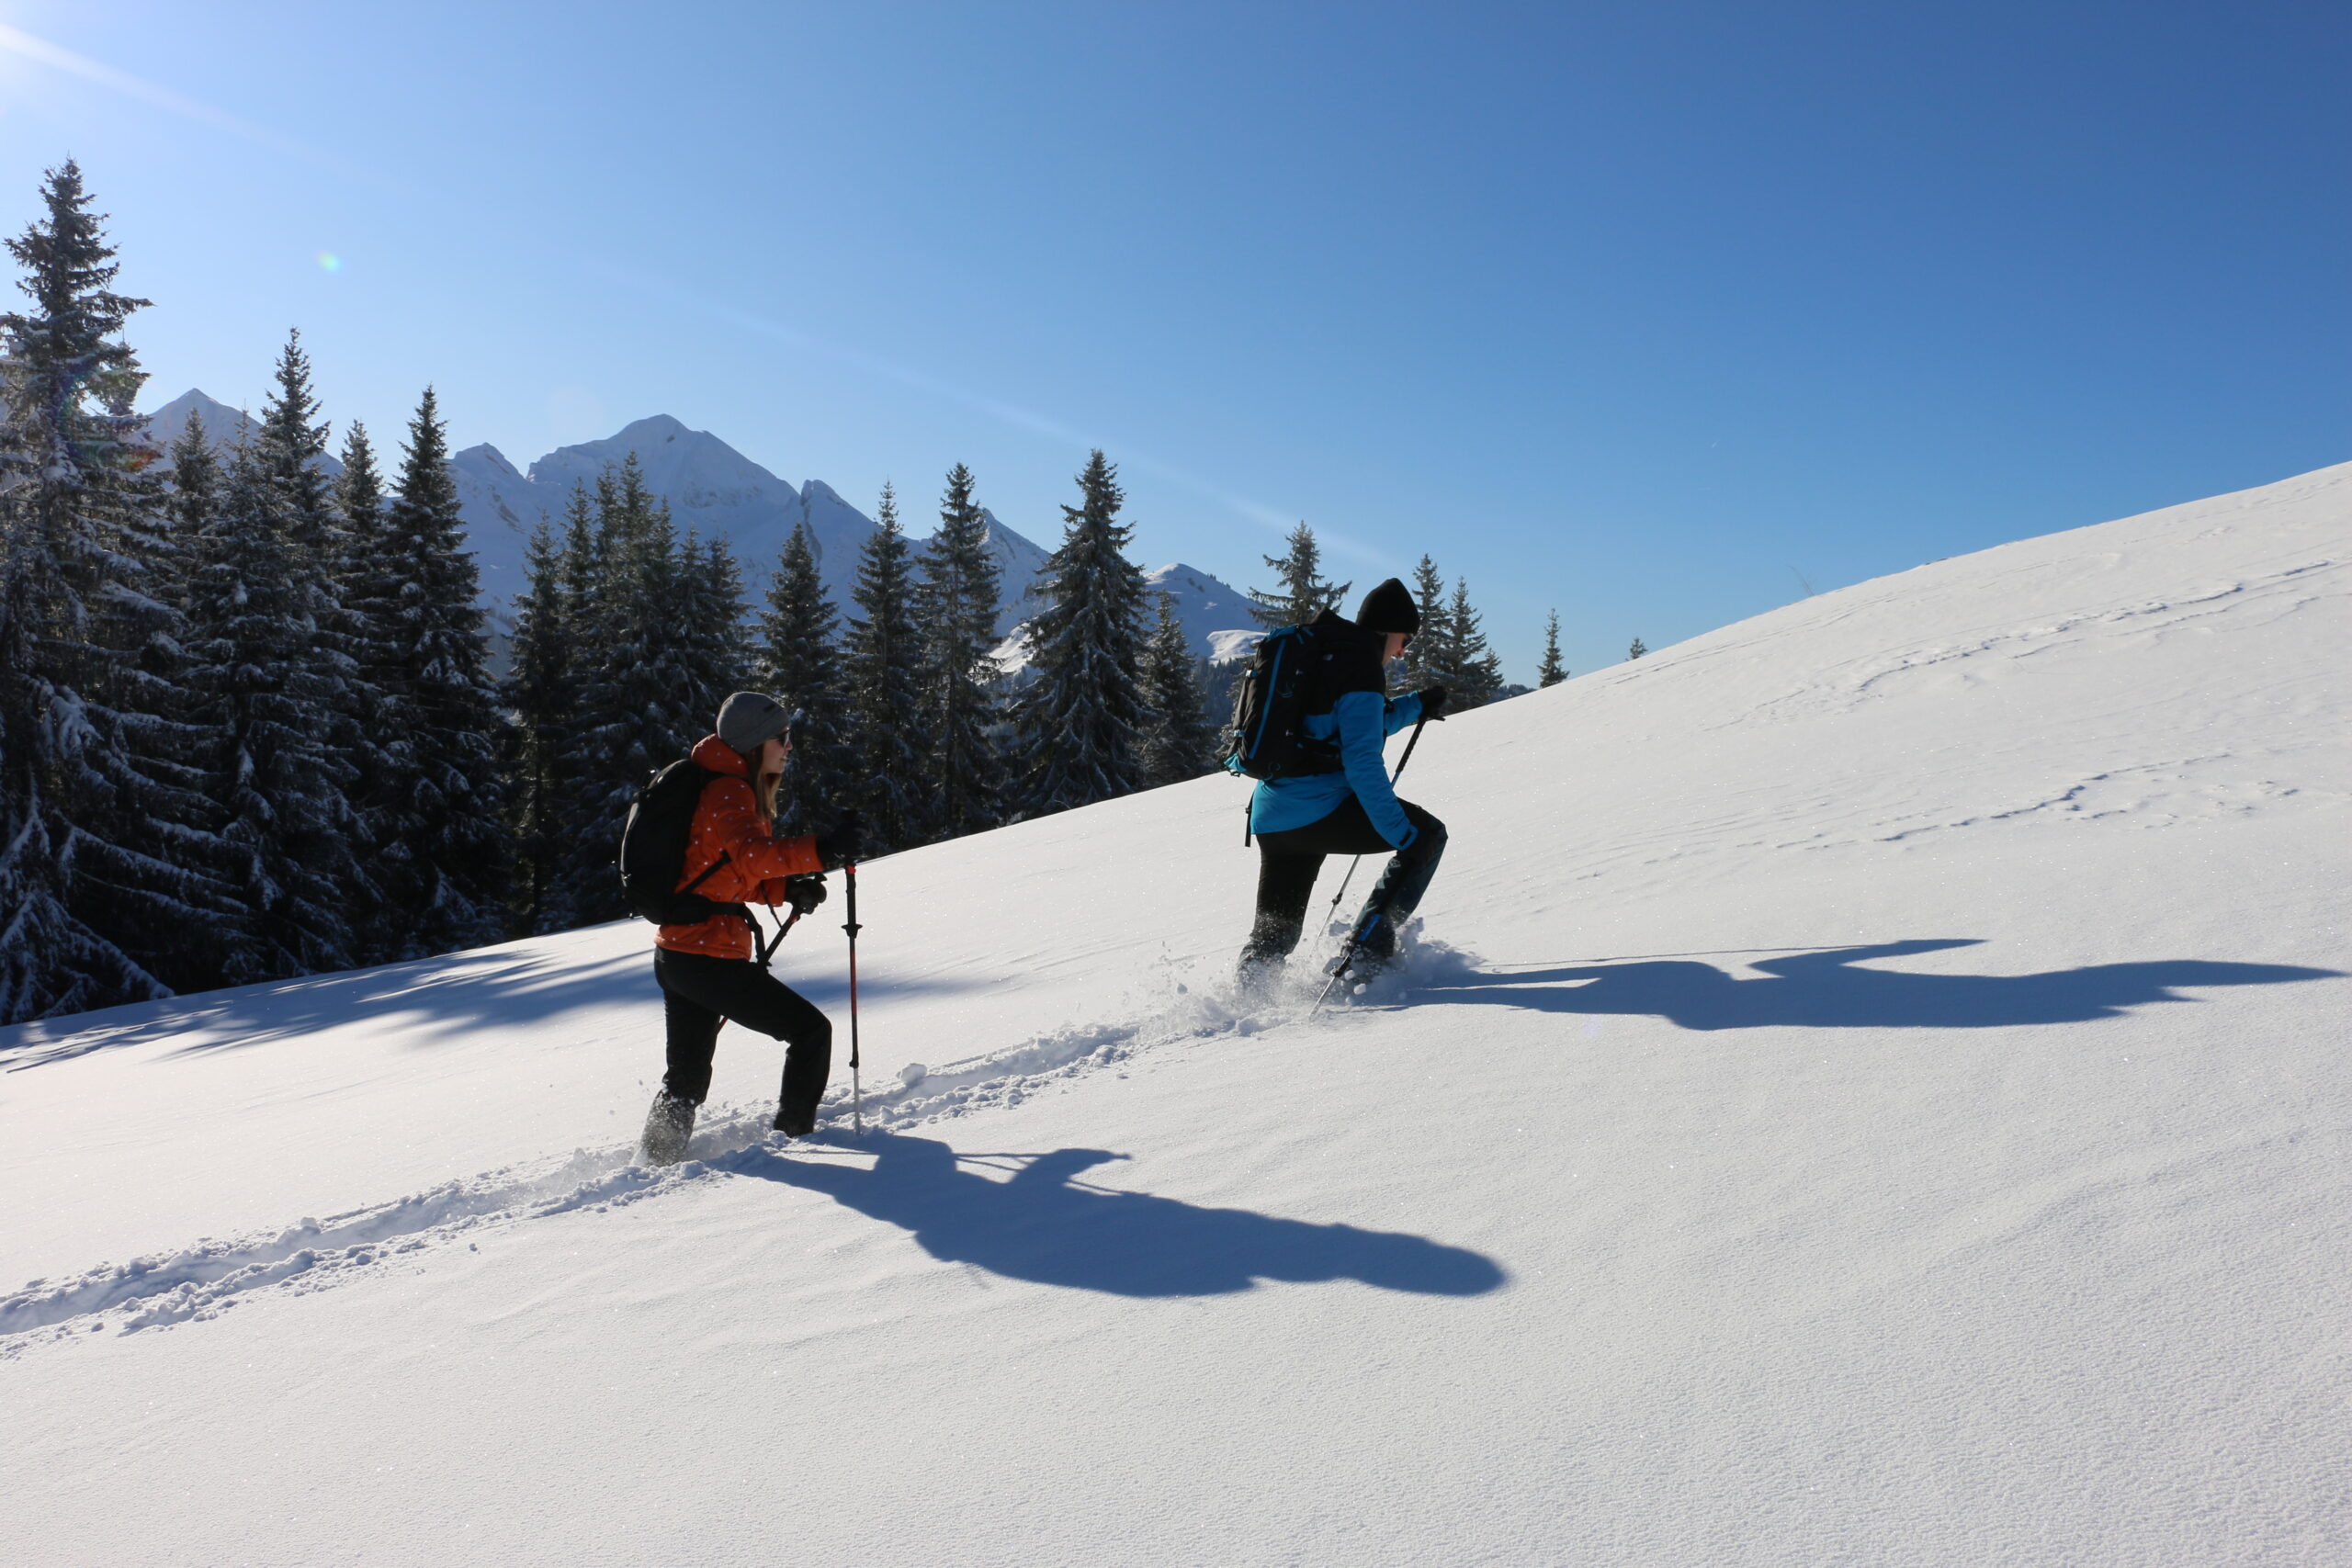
[782,874,828,917]
[1418,684,1450,722]
[814,810,865,870]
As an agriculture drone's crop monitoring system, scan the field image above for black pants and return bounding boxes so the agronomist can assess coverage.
[1245,796,1447,964]
[654,948,832,1123]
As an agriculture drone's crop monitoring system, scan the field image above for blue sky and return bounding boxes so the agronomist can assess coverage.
[3,1,2345,680]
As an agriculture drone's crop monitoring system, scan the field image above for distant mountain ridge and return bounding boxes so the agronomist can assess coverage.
[991,560,1264,674]
[137,392,1067,637]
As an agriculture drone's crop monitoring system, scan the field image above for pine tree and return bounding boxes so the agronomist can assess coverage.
[331,419,410,959]
[526,486,611,931]
[0,160,205,1020]
[915,463,1003,839]
[845,482,933,852]
[674,532,748,725]
[503,517,574,932]
[368,387,508,959]
[756,521,854,837]
[248,330,370,965]
[177,438,359,981]
[333,420,395,698]
[1012,450,1148,818]
[1537,610,1567,687]
[1396,554,1456,695]
[550,457,700,926]
[1447,578,1505,708]
[120,414,249,992]
[1627,637,1648,660]
[255,329,371,736]
[1136,592,1216,787]
[1248,522,1350,630]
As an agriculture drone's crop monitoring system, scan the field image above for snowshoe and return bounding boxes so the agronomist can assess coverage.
[639,1092,697,1166]
[1234,953,1287,1004]
[772,1104,817,1138]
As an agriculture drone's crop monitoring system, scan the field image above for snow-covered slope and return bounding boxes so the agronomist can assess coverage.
[6,463,2348,1567]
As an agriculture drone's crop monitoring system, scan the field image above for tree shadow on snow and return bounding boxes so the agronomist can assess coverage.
[1408,939,2344,1032]
[0,935,975,1071]
[734,1132,1507,1299]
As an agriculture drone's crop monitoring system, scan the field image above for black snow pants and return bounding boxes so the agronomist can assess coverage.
[653,948,832,1125]
[1244,796,1447,964]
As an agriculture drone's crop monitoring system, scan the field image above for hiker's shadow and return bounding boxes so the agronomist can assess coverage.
[736,1132,1506,1299]
[1412,939,2345,1031]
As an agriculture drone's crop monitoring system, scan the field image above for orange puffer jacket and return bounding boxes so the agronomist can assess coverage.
[655,734,827,961]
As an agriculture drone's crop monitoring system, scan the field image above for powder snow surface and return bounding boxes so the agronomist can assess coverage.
[5,464,2348,1566]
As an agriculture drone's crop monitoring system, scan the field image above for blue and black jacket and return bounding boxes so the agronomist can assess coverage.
[1234,612,1429,848]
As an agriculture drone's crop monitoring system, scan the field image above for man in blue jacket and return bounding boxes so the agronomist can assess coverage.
[1238,578,1450,987]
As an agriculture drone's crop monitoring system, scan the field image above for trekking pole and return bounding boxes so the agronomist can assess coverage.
[842,862,865,1136]
[1313,715,1431,1015]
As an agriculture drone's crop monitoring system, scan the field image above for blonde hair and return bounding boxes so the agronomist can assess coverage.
[755,768,784,822]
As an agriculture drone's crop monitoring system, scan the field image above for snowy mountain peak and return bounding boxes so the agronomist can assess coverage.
[1143,561,1261,661]
[138,388,256,462]
[135,389,1059,628]
[453,443,526,483]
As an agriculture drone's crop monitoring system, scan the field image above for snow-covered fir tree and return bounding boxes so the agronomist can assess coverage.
[248,331,372,958]
[1249,521,1350,630]
[1136,592,1216,787]
[0,160,202,1021]
[503,511,579,934]
[549,457,701,927]
[914,463,1003,839]
[255,330,374,779]
[845,481,933,852]
[1447,578,1505,707]
[756,521,853,836]
[512,484,606,929]
[332,420,395,696]
[367,387,507,958]
[1012,450,1148,818]
[1537,609,1567,687]
[674,532,749,727]
[328,418,412,959]
[116,413,250,993]
[177,437,360,981]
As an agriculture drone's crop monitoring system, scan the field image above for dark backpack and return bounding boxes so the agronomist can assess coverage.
[618,757,739,927]
[1224,618,1348,781]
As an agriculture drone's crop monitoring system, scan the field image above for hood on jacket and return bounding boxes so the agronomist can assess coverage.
[690,733,751,777]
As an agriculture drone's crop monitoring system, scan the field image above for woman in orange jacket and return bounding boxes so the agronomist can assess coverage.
[639,692,860,1165]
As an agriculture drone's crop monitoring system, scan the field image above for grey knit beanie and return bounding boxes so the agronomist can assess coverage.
[716,691,793,757]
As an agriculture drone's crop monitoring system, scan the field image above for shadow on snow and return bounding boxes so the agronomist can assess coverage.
[734,1131,1507,1300]
[1406,939,2344,1031]
[1,931,968,1071]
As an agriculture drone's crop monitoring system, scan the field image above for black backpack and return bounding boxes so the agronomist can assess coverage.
[617,757,740,927]
[1224,617,1348,781]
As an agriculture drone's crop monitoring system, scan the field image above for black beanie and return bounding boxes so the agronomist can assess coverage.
[1356,578,1419,637]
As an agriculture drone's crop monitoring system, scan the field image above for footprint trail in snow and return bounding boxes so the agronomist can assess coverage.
[0,936,1463,1355]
